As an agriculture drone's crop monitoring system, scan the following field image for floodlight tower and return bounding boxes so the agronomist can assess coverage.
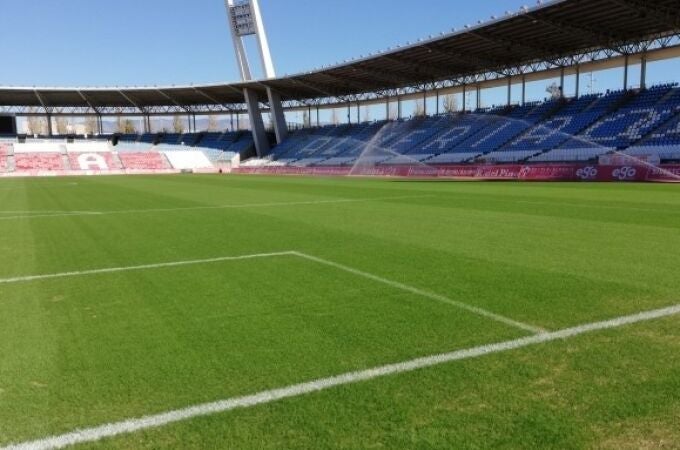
[226,0,288,157]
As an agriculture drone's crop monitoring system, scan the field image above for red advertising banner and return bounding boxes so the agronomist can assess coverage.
[234,163,680,182]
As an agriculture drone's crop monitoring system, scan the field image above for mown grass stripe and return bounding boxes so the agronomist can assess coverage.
[4,303,679,450]
[293,252,546,334]
[0,250,540,334]
[0,195,432,221]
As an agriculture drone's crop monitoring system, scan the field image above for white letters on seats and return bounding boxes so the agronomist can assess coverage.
[511,116,572,147]
[584,108,672,143]
[421,126,471,152]
[77,153,109,171]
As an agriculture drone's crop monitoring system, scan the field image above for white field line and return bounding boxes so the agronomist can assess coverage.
[292,252,545,334]
[0,182,78,191]
[0,211,96,215]
[0,212,103,220]
[0,195,432,222]
[0,252,296,285]
[513,199,680,213]
[4,303,679,450]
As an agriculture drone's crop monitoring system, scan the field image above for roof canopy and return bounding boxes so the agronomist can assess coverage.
[1,0,678,111]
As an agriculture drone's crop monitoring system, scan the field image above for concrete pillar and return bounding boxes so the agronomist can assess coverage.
[640,55,647,90]
[266,88,288,143]
[507,76,512,106]
[575,65,581,98]
[243,88,270,157]
[521,76,526,106]
[423,91,427,116]
[462,84,467,113]
[623,54,630,91]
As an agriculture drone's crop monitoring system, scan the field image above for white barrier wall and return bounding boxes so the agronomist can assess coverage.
[13,142,64,153]
[162,151,214,170]
[66,142,110,153]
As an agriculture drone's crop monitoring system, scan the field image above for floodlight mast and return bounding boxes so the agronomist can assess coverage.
[225,0,287,157]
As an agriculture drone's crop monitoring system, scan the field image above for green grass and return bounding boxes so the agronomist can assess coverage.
[0,175,678,449]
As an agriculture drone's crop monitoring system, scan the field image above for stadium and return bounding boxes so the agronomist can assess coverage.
[0,0,679,448]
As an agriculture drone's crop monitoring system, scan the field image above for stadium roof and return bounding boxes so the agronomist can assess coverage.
[1,0,678,111]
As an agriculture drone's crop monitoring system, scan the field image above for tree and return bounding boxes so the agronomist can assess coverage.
[443,95,458,113]
[84,116,98,135]
[55,117,69,135]
[123,119,136,134]
[207,115,219,132]
[173,115,185,134]
[26,109,47,135]
[117,117,136,134]
[546,82,563,100]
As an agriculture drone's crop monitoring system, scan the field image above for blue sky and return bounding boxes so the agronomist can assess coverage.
[0,0,561,86]
[1,0,677,89]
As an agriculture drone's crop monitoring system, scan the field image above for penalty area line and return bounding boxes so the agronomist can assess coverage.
[4,303,680,450]
[0,251,297,285]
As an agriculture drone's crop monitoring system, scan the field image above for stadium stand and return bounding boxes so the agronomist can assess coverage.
[14,153,66,172]
[252,83,680,167]
[575,84,679,148]
[1,85,679,176]
[163,151,213,170]
[0,145,8,172]
[118,152,171,170]
[68,152,122,171]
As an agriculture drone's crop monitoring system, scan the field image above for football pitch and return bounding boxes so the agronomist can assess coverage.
[0,174,679,449]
